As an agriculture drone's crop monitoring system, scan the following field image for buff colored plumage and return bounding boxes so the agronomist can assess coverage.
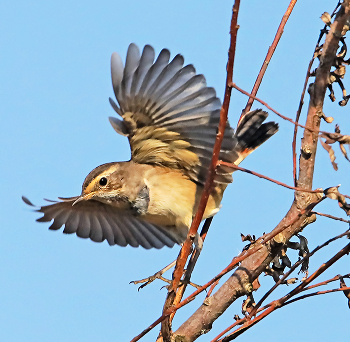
[23,43,278,249]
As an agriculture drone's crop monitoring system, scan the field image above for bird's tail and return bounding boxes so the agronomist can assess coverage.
[216,109,278,184]
[233,109,278,165]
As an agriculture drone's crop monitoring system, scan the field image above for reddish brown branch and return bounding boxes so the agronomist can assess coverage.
[172,197,323,340]
[292,58,315,186]
[172,3,350,341]
[249,227,350,318]
[312,210,350,223]
[221,243,350,341]
[302,273,350,292]
[159,2,241,340]
[132,197,324,342]
[242,0,297,116]
[218,161,324,194]
[232,83,340,136]
[283,286,350,306]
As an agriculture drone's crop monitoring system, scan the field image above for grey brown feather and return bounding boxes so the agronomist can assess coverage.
[22,43,278,250]
[110,44,238,185]
[23,196,178,249]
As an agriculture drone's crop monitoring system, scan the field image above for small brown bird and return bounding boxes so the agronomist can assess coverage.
[23,43,278,249]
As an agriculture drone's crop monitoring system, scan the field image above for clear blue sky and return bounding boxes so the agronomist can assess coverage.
[1,1,349,341]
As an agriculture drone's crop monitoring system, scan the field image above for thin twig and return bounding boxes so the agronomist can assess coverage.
[282,286,350,306]
[232,83,342,136]
[302,273,350,292]
[292,1,342,186]
[249,227,350,318]
[242,0,297,116]
[292,58,315,186]
[312,211,350,223]
[159,1,242,340]
[168,217,215,324]
[221,243,350,341]
[217,161,324,193]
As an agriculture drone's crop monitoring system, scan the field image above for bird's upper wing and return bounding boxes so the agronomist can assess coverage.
[22,196,180,249]
[108,43,237,185]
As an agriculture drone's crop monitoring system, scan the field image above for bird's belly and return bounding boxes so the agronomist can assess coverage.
[143,168,196,228]
[142,166,224,231]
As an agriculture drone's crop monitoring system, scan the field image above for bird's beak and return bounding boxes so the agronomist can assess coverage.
[72,193,94,206]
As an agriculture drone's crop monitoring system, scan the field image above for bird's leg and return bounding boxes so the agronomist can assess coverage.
[130,259,177,290]
[194,232,203,252]
[130,243,202,290]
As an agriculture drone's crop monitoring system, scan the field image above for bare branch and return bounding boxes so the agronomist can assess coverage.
[218,161,324,193]
[220,243,350,341]
[172,2,350,340]
[242,0,297,115]
[160,1,242,340]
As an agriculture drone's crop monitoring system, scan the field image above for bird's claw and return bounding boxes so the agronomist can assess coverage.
[130,270,172,290]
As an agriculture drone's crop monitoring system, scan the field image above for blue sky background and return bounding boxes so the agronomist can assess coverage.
[1,1,350,341]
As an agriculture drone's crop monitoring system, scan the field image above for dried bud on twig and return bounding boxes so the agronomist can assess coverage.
[324,186,350,215]
[321,112,334,123]
[321,12,332,26]
[241,233,256,243]
[320,125,350,169]
[285,277,298,285]
[320,137,338,170]
[242,295,255,316]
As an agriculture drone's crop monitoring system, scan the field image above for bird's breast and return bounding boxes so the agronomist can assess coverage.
[142,167,197,228]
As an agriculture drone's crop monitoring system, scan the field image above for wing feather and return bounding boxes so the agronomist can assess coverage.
[109,43,235,184]
[24,197,178,249]
[89,214,104,242]
[109,44,277,184]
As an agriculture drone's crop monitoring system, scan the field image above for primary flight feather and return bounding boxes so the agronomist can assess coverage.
[23,43,278,249]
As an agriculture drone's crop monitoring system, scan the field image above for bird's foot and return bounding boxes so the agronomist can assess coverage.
[130,259,177,290]
[130,259,201,290]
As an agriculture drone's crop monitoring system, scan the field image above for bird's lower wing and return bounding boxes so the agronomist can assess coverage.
[22,196,178,249]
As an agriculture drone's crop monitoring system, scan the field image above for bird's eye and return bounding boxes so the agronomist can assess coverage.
[99,177,108,186]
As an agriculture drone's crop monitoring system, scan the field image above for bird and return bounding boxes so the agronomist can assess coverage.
[23,43,278,250]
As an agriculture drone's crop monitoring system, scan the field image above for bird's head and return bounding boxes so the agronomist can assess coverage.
[73,162,129,207]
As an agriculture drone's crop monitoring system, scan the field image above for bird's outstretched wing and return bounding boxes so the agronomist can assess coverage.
[22,196,180,249]
[108,43,237,185]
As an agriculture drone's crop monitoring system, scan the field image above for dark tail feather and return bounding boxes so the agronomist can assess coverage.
[233,109,278,164]
[215,109,278,184]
